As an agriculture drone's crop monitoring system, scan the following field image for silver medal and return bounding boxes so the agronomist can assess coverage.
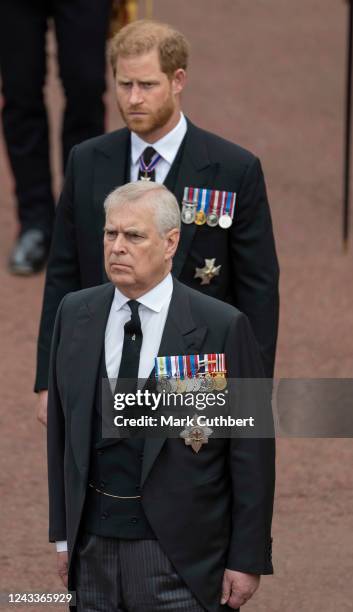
[218,214,233,229]
[181,206,196,224]
[206,212,219,227]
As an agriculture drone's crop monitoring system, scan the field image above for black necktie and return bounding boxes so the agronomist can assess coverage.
[138,146,158,181]
[116,300,142,392]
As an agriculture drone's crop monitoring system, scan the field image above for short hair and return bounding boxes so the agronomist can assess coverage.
[104,181,181,234]
[109,19,189,77]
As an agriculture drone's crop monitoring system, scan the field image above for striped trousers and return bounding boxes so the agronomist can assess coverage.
[73,533,206,611]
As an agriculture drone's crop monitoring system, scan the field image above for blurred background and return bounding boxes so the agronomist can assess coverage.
[1,1,352,610]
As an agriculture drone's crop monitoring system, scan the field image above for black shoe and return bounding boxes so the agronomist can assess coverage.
[8,229,49,275]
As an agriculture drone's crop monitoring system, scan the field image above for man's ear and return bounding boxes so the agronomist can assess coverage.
[165,228,180,260]
[171,69,187,96]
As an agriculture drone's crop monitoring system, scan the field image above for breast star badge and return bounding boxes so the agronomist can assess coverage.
[180,415,213,453]
[194,258,221,285]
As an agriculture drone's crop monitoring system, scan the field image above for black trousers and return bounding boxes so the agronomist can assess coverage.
[0,0,111,238]
[74,533,207,611]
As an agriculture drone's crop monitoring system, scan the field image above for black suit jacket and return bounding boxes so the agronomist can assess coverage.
[47,279,275,612]
[37,119,279,390]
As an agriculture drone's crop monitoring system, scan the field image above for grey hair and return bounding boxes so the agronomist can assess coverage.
[104,181,181,234]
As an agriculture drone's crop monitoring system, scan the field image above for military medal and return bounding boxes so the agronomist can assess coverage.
[194,258,221,285]
[176,378,187,393]
[213,374,227,390]
[181,187,197,225]
[206,212,219,227]
[139,150,161,181]
[218,214,232,229]
[218,191,236,229]
[212,353,227,390]
[194,187,210,226]
[195,210,207,225]
[206,190,220,227]
[181,204,196,224]
[180,415,213,453]
[155,356,171,392]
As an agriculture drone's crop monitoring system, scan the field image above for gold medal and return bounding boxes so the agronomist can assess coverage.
[176,378,187,393]
[195,210,207,225]
[213,373,227,391]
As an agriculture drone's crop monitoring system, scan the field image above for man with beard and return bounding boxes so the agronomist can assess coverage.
[35,19,279,423]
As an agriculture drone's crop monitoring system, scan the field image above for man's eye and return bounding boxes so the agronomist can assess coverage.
[105,230,116,239]
[141,83,154,89]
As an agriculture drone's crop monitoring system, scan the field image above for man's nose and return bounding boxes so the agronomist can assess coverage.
[111,233,127,253]
[129,84,143,105]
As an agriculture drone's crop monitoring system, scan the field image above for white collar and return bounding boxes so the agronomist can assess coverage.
[113,273,173,313]
[130,113,187,165]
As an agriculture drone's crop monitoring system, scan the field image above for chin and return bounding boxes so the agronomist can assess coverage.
[127,118,154,135]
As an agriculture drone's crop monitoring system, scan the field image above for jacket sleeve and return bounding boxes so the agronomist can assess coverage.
[35,147,80,391]
[230,157,279,378]
[225,313,275,574]
[47,296,68,543]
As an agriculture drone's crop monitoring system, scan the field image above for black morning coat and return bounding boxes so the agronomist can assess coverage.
[47,279,275,612]
[36,119,279,390]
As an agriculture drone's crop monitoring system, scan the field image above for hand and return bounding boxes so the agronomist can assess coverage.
[36,390,48,426]
[221,569,260,609]
[57,551,68,587]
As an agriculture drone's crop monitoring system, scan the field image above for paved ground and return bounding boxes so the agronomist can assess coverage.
[1,1,353,610]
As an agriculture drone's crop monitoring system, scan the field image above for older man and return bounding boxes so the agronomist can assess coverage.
[37,18,279,425]
[48,181,275,612]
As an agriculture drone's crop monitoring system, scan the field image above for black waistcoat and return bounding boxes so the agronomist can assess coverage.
[82,351,156,539]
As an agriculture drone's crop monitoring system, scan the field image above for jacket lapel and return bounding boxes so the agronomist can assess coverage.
[93,129,130,282]
[69,284,115,477]
[171,120,219,278]
[141,280,208,487]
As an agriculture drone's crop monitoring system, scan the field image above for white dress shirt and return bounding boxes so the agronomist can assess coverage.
[130,112,187,183]
[56,273,173,553]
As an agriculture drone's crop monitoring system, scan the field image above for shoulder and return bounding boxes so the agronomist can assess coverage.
[60,283,114,314]
[69,128,130,161]
[186,119,257,167]
[174,279,245,328]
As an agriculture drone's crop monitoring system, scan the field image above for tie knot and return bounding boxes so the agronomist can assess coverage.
[127,300,140,317]
[142,146,157,165]
[126,300,142,337]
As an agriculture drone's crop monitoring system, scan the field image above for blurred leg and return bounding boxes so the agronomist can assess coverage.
[0,0,55,239]
[53,0,111,170]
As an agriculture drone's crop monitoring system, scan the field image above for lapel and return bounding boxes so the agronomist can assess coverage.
[69,284,115,477]
[141,279,208,487]
[92,129,130,282]
[171,120,219,277]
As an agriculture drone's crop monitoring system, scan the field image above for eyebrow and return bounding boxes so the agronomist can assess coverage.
[104,226,144,233]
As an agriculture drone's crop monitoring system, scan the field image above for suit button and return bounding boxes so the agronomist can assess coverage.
[101,512,109,520]
[131,517,139,525]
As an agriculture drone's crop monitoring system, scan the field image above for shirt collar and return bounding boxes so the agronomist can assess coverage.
[113,273,173,313]
[130,113,187,165]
